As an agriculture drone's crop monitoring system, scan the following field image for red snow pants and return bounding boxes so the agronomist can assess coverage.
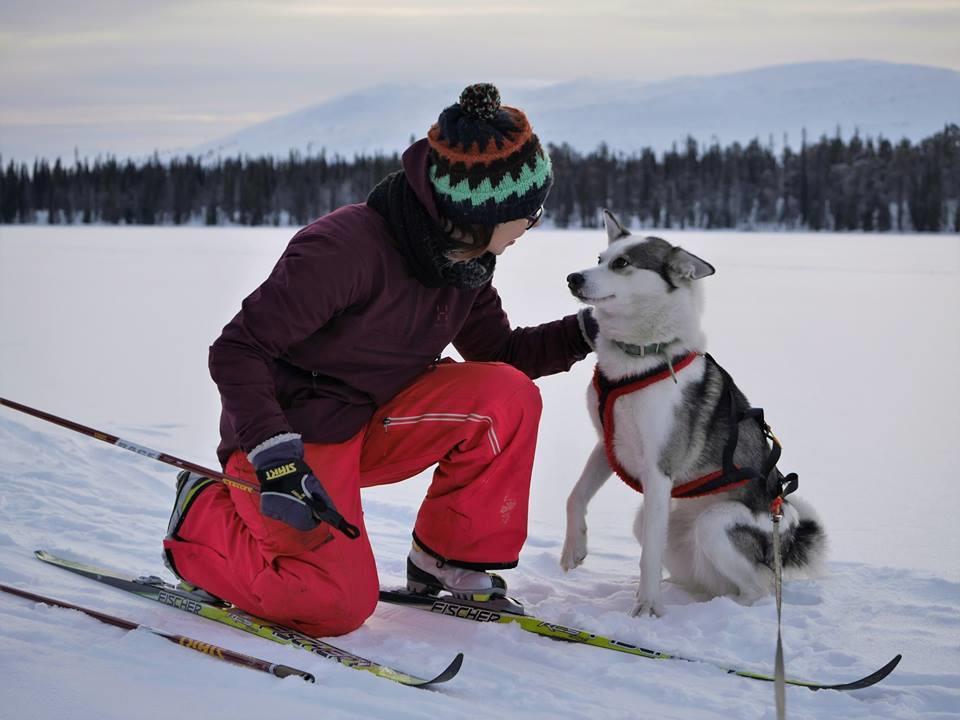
[162,361,542,637]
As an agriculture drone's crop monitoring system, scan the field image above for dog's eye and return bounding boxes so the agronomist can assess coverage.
[597,256,602,265]
[610,257,630,270]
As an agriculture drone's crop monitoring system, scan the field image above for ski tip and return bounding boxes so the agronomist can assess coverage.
[885,654,903,673]
[404,653,463,688]
[380,650,464,688]
[857,653,902,686]
[851,652,902,690]
[810,653,903,692]
[419,652,464,687]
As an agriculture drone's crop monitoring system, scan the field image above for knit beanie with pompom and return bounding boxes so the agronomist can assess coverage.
[427,83,552,226]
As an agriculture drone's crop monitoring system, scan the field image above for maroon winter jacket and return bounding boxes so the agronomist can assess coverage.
[209,139,591,466]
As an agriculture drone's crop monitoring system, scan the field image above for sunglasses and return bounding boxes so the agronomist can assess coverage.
[525,205,544,230]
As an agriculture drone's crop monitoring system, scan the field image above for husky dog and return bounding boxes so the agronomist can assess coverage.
[560,210,826,617]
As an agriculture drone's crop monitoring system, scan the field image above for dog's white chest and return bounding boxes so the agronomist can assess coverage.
[594,355,705,484]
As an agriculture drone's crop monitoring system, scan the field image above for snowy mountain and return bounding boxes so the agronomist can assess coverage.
[191,60,960,159]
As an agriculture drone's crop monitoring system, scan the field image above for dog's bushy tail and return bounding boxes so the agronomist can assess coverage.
[778,496,827,573]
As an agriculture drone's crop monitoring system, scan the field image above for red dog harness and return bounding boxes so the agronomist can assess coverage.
[593,352,753,498]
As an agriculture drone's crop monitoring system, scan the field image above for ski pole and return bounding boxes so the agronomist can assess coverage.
[0,582,315,682]
[0,397,258,493]
[0,397,361,539]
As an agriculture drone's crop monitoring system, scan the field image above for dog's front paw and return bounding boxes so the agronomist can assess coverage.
[559,530,588,571]
[630,590,666,618]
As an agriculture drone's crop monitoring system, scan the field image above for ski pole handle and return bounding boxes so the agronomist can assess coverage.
[0,583,315,682]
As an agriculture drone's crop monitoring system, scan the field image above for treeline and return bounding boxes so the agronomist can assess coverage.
[1,124,957,231]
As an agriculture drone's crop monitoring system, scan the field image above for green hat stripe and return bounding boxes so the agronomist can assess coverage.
[430,152,552,207]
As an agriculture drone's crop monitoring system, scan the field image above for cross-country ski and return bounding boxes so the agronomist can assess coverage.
[378,589,901,691]
[34,551,463,688]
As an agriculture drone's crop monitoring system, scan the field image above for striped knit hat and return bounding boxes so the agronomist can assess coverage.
[427,83,553,226]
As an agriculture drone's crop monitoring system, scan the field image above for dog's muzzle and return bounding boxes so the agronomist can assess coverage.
[567,273,586,293]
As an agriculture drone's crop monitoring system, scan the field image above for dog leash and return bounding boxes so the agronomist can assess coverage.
[771,496,787,720]
[709,357,796,719]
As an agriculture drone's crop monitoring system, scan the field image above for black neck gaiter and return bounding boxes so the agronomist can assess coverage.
[367,170,495,289]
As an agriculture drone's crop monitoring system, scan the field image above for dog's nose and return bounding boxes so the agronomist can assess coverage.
[567,273,585,290]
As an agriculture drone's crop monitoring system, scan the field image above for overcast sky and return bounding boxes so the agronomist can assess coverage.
[1,0,959,160]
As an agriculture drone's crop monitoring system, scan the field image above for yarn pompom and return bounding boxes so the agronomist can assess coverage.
[458,83,501,121]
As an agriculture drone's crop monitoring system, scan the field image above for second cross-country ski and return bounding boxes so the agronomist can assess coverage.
[34,551,463,689]
[378,588,902,692]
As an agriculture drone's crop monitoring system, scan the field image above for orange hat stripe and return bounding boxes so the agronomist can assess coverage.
[428,108,533,167]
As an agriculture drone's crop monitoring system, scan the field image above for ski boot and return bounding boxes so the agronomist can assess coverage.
[162,470,223,604]
[406,542,508,602]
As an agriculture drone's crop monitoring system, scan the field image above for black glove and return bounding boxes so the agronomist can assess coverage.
[249,434,360,539]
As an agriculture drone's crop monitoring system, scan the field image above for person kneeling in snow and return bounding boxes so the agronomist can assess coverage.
[161,83,594,637]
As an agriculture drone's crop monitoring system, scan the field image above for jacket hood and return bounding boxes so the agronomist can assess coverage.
[402,138,441,222]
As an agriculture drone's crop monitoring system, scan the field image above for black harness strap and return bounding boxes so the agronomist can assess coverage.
[593,353,799,501]
[707,354,799,501]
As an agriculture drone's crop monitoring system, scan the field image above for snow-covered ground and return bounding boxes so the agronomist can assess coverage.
[0,225,957,719]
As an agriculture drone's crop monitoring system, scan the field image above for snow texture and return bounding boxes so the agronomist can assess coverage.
[0,225,958,719]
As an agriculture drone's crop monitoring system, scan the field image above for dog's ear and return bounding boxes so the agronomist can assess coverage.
[666,247,715,283]
[602,209,630,245]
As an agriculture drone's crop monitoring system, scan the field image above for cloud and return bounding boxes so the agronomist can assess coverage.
[1,0,957,160]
